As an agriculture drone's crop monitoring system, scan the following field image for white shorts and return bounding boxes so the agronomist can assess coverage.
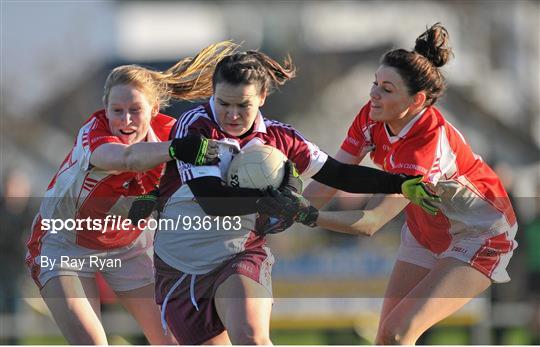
[396,223,517,283]
[27,227,155,292]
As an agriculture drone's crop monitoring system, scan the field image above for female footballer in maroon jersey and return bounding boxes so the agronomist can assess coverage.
[24,42,235,344]
[261,23,518,345]
[149,50,438,345]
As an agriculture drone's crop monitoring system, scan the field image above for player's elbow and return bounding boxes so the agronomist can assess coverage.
[350,224,377,237]
[362,225,378,236]
[122,146,146,172]
[351,213,380,236]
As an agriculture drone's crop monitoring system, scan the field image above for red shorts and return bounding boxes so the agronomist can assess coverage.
[154,246,274,345]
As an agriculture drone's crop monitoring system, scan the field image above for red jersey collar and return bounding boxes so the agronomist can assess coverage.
[384,107,427,144]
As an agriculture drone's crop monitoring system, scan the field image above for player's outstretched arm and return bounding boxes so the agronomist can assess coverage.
[90,134,218,172]
[316,195,409,236]
[311,157,440,214]
[256,188,409,236]
[304,148,363,209]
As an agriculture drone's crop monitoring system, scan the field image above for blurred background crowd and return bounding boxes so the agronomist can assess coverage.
[1,0,539,344]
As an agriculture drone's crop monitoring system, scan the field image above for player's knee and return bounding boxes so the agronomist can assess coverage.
[228,326,271,345]
[377,318,410,345]
[62,324,106,345]
[376,331,403,345]
[232,333,271,345]
[251,334,272,345]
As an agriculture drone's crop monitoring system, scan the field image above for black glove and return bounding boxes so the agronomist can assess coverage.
[279,160,303,193]
[256,187,319,227]
[128,189,159,224]
[256,215,294,235]
[169,134,218,165]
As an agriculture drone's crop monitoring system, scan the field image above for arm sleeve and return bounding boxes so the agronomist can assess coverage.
[311,156,405,194]
[187,176,265,216]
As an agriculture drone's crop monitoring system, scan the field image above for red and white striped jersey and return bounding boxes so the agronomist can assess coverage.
[341,102,517,254]
[35,110,175,250]
[155,98,328,274]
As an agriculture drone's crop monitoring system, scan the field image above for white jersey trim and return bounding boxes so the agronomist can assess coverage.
[426,125,457,185]
[175,106,209,139]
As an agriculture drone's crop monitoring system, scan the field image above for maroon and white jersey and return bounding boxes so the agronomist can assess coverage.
[341,102,517,254]
[27,110,175,251]
[154,98,328,274]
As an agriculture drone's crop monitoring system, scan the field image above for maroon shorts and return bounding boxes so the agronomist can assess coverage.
[154,246,274,345]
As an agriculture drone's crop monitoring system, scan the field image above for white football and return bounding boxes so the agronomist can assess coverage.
[226,145,287,189]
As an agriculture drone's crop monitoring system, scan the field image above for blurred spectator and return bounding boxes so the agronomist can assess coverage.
[0,168,35,344]
[524,192,540,345]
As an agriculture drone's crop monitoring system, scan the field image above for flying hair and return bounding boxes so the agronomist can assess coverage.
[103,41,239,108]
[212,50,296,95]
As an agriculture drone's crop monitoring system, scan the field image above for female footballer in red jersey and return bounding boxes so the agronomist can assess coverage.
[260,23,518,344]
[149,50,438,345]
[24,42,235,344]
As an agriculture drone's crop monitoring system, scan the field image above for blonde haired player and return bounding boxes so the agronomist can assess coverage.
[259,23,518,345]
[25,42,235,344]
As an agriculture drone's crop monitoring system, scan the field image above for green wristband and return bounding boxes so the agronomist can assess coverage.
[135,195,158,202]
[168,145,177,160]
[195,138,209,166]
